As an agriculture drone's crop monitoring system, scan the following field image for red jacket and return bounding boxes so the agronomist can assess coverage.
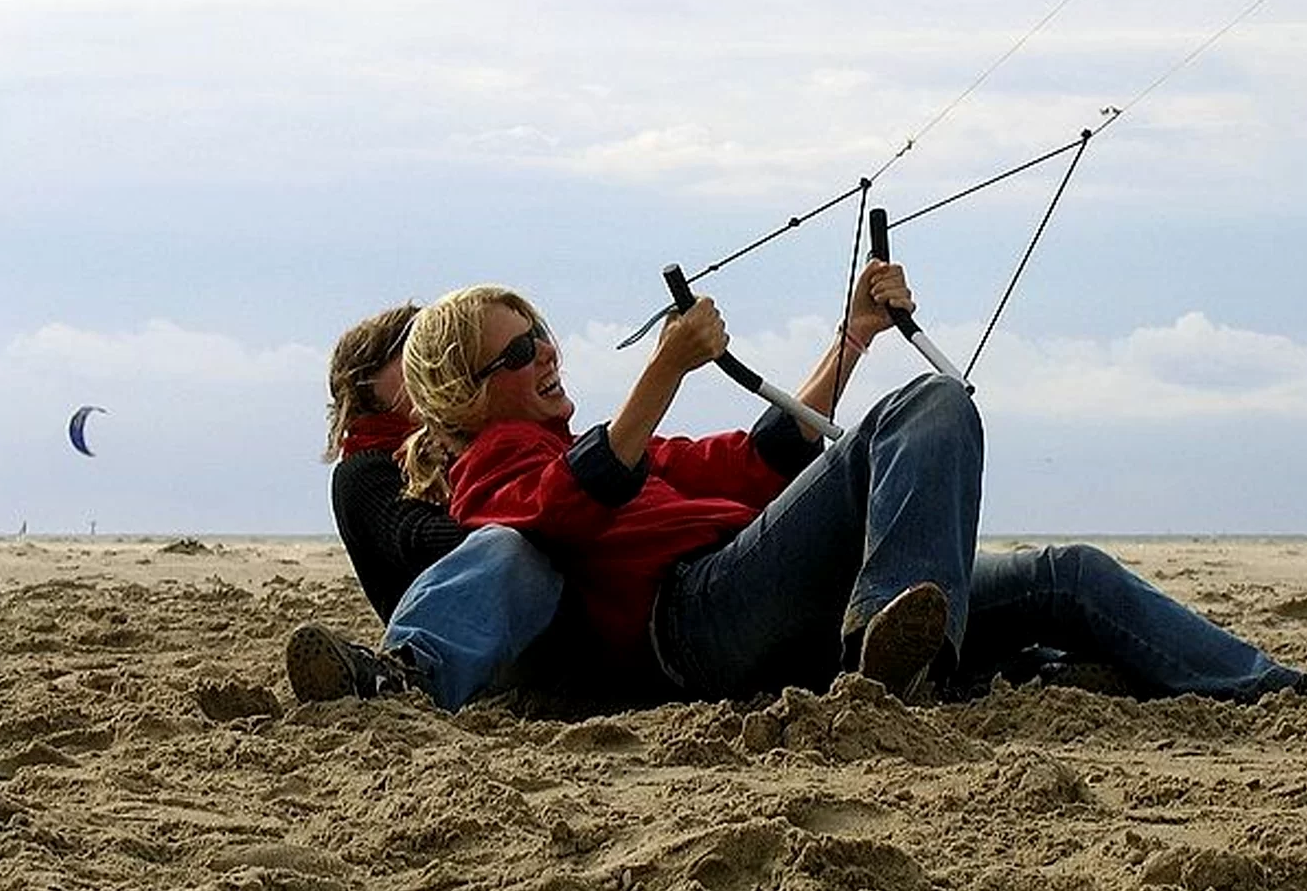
[448,413,817,672]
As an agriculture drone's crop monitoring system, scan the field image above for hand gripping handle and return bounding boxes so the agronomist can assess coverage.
[867,209,973,393]
[662,264,843,440]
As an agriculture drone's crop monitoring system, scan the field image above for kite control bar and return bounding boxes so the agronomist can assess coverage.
[662,264,844,440]
[869,208,973,393]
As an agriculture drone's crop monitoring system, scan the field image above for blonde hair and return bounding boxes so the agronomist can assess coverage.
[323,303,420,462]
[400,285,548,503]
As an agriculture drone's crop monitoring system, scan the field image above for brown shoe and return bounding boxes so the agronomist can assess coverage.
[285,623,414,703]
[858,582,948,702]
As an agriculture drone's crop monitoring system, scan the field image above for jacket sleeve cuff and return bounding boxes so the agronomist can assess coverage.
[565,423,649,507]
[750,405,824,479]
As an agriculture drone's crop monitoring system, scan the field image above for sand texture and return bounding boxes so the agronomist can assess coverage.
[3,535,1307,890]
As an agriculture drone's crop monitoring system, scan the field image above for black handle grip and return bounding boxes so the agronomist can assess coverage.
[869,208,891,263]
[662,263,697,312]
[661,263,762,391]
[868,208,919,337]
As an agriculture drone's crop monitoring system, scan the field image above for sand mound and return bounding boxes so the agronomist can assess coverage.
[158,537,212,555]
[3,536,1307,890]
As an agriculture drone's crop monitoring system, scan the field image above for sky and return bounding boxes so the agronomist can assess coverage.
[2,0,1304,535]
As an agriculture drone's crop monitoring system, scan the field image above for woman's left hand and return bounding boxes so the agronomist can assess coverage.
[849,259,915,340]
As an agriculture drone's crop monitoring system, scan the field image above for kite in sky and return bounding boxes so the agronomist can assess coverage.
[68,405,107,457]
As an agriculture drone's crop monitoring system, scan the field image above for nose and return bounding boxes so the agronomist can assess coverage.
[536,336,557,364]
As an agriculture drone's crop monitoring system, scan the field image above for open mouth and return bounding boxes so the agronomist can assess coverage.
[538,377,561,397]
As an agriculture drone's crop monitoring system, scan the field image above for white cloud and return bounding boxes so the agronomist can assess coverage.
[567,126,745,178]
[3,308,1303,534]
[446,125,561,157]
[11,308,1300,426]
[6,320,323,383]
[810,68,874,94]
[5,1,1298,202]
[555,310,1307,428]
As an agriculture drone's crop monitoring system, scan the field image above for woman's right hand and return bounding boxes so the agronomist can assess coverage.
[850,259,915,339]
[609,296,727,468]
[655,296,729,376]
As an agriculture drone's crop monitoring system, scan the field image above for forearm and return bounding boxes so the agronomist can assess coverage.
[606,349,686,468]
[792,327,876,440]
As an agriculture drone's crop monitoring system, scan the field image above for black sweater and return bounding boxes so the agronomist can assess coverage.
[331,449,467,623]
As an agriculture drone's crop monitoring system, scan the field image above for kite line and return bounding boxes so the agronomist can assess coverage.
[621,0,1270,436]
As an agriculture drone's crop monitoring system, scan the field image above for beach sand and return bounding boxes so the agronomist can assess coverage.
[3,535,1307,890]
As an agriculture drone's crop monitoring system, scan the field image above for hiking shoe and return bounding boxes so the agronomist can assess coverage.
[858,582,948,702]
[286,623,413,703]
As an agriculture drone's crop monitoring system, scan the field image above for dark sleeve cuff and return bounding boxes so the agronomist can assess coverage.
[565,423,649,507]
[750,405,824,479]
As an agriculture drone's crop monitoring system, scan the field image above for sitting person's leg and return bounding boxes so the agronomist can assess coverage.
[958,544,1303,702]
[384,525,562,708]
[654,374,983,701]
[287,525,563,709]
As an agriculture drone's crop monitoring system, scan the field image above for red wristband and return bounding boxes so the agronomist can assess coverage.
[840,327,868,355]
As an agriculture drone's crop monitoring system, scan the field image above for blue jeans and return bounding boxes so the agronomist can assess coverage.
[381,525,563,710]
[960,544,1303,702]
[653,374,984,698]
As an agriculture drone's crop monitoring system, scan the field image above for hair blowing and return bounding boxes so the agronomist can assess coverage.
[323,303,420,462]
[400,285,547,503]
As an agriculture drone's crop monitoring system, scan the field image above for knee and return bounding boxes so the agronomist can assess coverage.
[1047,543,1121,585]
[466,524,537,557]
[914,373,978,426]
[861,373,982,445]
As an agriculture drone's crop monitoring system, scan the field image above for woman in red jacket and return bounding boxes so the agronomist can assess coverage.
[395,261,1307,706]
[397,259,980,701]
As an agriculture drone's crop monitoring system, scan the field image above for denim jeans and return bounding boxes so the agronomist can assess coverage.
[959,543,1303,702]
[652,374,985,699]
[381,525,563,710]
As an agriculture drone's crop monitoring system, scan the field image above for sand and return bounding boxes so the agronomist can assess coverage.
[3,535,1307,891]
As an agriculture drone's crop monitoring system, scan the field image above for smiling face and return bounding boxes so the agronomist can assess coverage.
[478,302,574,425]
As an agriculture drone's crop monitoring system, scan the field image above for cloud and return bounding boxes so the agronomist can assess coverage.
[968,313,1307,420]
[10,307,1301,425]
[556,311,1307,428]
[6,320,323,383]
[6,1,1299,204]
[565,126,746,179]
[3,308,1303,534]
[446,125,561,158]
[1118,312,1307,389]
[810,68,875,94]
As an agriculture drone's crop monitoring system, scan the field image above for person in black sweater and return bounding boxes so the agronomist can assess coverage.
[331,441,465,624]
[286,304,563,708]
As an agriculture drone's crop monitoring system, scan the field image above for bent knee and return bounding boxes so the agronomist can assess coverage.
[1047,543,1120,581]
[915,373,975,414]
[880,373,980,435]
[466,524,536,554]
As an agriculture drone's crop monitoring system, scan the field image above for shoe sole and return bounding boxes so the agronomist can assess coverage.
[286,624,357,702]
[858,582,948,702]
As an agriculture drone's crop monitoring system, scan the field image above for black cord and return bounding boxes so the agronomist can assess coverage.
[686,182,870,284]
[832,180,871,418]
[685,135,1086,285]
[888,136,1085,231]
[965,131,1093,379]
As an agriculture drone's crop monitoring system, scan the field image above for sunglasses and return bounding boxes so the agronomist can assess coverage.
[473,320,550,382]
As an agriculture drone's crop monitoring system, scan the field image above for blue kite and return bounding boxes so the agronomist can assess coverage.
[68,405,108,457]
